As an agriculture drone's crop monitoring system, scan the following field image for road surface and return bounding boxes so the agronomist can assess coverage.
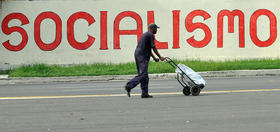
[1,76,280,132]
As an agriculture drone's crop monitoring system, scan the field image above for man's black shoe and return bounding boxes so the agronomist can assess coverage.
[141,95,153,98]
[125,85,131,97]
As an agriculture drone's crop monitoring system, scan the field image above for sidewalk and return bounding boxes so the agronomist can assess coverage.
[1,69,280,85]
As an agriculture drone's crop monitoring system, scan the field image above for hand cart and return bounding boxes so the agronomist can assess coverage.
[165,57,206,96]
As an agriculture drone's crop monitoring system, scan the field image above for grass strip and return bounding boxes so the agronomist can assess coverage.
[7,59,280,77]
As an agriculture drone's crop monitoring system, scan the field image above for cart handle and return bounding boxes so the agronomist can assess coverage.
[165,57,197,85]
[164,57,177,69]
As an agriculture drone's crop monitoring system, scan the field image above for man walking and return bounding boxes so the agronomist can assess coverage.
[125,23,165,98]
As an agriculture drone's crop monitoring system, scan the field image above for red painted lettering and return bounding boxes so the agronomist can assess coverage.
[1,13,29,51]
[114,11,143,49]
[217,10,245,48]
[147,11,168,49]
[34,12,62,51]
[250,9,277,47]
[172,10,180,49]
[67,12,95,50]
[100,11,108,50]
[185,10,212,48]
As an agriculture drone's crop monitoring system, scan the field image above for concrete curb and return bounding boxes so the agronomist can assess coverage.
[0,69,280,85]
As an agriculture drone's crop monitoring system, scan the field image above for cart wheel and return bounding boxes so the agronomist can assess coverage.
[183,86,191,96]
[198,84,205,89]
[191,86,201,96]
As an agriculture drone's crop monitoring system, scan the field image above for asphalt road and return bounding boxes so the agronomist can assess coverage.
[1,76,280,132]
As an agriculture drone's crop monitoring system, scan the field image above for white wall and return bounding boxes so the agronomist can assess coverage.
[1,0,280,69]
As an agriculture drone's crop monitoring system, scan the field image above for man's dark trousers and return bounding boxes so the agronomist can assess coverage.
[126,57,149,96]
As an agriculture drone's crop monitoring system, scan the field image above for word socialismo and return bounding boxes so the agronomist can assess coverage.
[1,9,277,51]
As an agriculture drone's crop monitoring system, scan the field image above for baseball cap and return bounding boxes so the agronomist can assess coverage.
[149,23,160,29]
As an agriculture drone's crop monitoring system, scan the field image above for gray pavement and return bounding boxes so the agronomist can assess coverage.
[1,69,280,85]
[1,76,280,132]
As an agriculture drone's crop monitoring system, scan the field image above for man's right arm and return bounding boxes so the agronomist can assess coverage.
[152,47,165,61]
[150,33,165,61]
